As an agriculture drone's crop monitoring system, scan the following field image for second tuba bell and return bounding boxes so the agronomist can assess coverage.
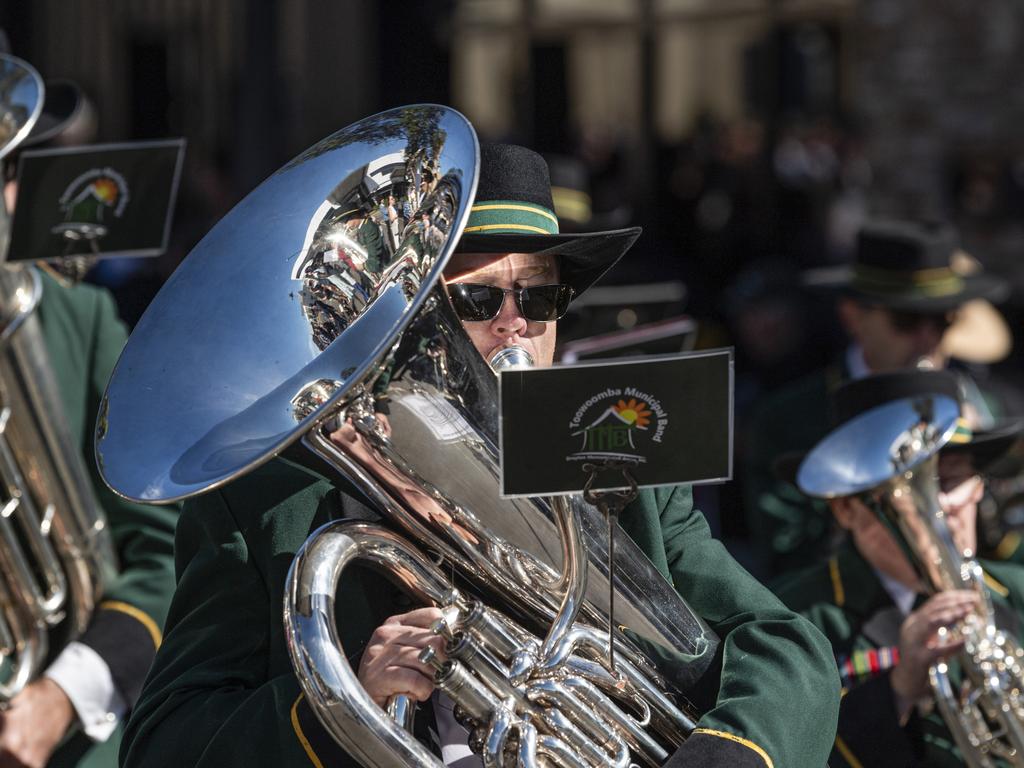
[0,52,117,702]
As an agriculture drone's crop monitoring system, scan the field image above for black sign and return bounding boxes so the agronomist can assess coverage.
[499,349,733,497]
[7,139,185,261]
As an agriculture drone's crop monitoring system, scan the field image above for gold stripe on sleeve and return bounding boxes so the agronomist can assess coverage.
[692,728,774,767]
[983,571,1010,598]
[995,532,1022,561]
[98,600,162,648]
[829,557,846,607]
[834,735,865,768]
[290,694,325,768]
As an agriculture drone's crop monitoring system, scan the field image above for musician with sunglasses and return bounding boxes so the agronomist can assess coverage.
[122,143,839,768]
[743,219,1014,578]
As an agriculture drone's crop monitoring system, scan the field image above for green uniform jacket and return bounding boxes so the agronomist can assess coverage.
[36,268,178,767]
[743,364,841,576]
[773,542,1024,767]
[121,458,839,768]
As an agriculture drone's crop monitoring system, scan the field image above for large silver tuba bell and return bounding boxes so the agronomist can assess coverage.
[96,106,719,767]
[799,392,1024,767]
[0,53,117,700]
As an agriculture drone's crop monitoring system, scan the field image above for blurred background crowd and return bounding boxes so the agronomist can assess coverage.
[6,0,1024,582]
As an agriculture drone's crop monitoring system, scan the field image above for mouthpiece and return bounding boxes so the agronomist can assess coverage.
[489,346,534,371]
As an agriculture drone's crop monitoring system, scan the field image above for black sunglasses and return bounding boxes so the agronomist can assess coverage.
[887,308,957,334]
[447,283,573,323]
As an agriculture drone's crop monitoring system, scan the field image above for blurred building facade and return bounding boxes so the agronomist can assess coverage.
[4,0,857,190]
[3,0,1022,296]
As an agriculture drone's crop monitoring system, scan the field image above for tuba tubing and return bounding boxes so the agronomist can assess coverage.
[285,520,695,768]
[0,53,117,700]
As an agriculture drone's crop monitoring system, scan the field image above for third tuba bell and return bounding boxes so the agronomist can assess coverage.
[799,387,1024,767]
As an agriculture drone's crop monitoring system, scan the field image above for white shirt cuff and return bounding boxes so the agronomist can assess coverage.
[44,641,127,741]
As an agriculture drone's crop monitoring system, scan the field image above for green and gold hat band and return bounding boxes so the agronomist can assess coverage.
[463,200,560,236]
[851,264,964,298]
[948,416,973,445]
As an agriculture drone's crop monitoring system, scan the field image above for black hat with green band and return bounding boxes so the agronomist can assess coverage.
[773,370,1024,487]
[803,218,1009,312]
[455,143,641,299]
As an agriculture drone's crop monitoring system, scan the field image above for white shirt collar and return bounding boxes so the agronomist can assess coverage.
[846,344,871,380]
[874,568,917,616]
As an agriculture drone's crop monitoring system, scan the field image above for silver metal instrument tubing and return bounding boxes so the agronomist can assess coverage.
[0,53,116,702]
[489,346,534,370]
[799,395,1024,767]
[96,105,717,766]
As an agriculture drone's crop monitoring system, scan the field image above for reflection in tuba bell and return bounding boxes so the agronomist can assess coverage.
[799,393,1024,768]
[97,106,720,766]
[0,53,117,701]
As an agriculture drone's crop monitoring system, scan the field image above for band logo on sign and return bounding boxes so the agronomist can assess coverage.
[568,387,669,464]
[54,167,130,236]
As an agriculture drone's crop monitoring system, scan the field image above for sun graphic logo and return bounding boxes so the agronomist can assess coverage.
[568,389,668,463]
[56,167,130,227]
[612,398,652,430]
[91,177,120,206]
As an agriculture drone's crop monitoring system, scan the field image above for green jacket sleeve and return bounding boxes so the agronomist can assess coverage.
[120,486,349,768]
[656,485,840,767]
[37,269,178,706]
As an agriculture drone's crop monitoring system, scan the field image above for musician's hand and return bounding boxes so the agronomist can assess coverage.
[0,677,75,768]
[890,590,978,720]
[358,607,447,708]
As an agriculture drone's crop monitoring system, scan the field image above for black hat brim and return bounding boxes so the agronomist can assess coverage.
[943,418,1024,474]
[455,226,642,299]
[777,419,1024,490]
[802,266,1009,313]
[21,80,83,148]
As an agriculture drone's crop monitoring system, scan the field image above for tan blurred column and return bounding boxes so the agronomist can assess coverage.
[566,29,642,140]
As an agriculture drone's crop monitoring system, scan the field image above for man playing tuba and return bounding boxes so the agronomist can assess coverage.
[773,369,1024,766]
[120,142,839,768]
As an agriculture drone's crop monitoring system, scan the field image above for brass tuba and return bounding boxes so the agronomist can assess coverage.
[96,106,719,766]
[0,53,117,700]
[799,392,1024,767]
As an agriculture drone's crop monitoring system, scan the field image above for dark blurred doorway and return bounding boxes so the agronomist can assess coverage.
[531,42,569,153]
[129,38,170,139]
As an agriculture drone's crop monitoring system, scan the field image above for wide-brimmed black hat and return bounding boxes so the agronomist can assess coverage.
[0,32,85,151]
[455,143,641,299]
[774,369,1024,486]
[21,79,84,147]
[803,218,1009,313]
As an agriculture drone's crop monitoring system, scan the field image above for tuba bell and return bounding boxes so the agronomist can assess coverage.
[798,391,1024,767]
[96,105,719,766]
[0,53,117,700]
